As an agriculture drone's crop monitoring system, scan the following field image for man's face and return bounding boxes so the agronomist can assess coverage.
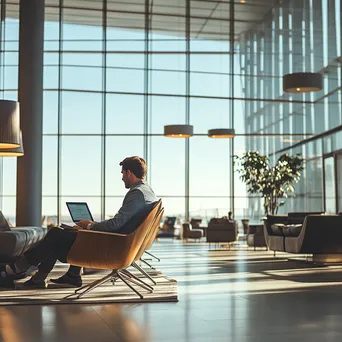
[121,168,131,188]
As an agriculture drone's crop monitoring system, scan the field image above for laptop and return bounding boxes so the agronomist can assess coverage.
[66,202,94,224]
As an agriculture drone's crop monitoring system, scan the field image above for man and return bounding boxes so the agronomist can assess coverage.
[0,156,158,289]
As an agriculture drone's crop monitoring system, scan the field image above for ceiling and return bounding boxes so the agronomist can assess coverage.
[7,0,277,41]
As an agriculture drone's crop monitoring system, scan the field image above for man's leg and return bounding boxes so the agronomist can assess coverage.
[67,265,82,276]
[23,253,58,288]
[24,227,77,268]
[26,241,83,288]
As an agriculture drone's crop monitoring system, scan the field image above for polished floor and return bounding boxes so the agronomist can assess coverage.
[1,240,342,341]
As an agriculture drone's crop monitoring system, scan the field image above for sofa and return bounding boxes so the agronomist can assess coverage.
[206,218,238,244]
[264,212,324,252]
[0,211,47,262]
[264,212,342,263]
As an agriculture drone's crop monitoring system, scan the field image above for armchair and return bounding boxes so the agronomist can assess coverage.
[206,218,238,245]
[157,216,176,238]
[182,223,203,241]
[246,224,267,250]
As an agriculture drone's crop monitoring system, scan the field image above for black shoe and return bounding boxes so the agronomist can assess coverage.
[23,278,48,289]
[50,273,82,287]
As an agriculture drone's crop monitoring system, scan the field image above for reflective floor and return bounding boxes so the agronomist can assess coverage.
[1,240,342,341]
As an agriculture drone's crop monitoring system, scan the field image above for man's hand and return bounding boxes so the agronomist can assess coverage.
[77,220,96,229]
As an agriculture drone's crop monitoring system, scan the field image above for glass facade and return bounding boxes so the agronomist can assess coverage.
[0,0,342,225]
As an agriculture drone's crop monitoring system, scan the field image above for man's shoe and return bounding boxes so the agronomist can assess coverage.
[23,278,48,289]
[50,273,82,287]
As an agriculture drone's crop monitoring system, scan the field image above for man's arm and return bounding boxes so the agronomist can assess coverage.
[90,189,146,232]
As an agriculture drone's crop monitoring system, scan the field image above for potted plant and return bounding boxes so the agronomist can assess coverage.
[234,151,304,215]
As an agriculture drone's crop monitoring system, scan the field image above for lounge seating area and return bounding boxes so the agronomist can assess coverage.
[263,212,342,264]
[3,1,342,341]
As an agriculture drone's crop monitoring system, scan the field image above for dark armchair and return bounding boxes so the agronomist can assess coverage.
[182,223,203,241]
[206,218,238,244]
[157,216,177,238]
[247,224,267,250]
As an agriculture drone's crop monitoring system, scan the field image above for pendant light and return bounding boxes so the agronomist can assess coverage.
[283,72,323,93]
[0,131,24,156]
[164,125,194,138]
[208,128,235,138]
[0,100,20,148]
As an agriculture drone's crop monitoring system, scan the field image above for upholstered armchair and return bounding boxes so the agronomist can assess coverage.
[246,224,267,250]
[206,218,238,244]
[157,216,177,238]
[182,223,203,241]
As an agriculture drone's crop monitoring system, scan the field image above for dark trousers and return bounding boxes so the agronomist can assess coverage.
[24,227,82,276]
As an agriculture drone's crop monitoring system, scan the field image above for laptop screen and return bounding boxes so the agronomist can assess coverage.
[66,202,94,223]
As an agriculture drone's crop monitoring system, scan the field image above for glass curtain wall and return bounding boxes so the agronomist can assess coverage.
[0,0,341,225]
[44,0,237,225]
[239,0,342,217]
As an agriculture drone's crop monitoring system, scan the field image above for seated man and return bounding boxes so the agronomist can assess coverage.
[0,156,158,289]
[228,211,233,222]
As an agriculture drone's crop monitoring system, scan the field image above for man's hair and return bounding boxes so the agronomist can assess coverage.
[119,156,147,179]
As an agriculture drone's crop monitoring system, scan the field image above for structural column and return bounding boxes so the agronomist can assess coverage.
[16,0,44,226]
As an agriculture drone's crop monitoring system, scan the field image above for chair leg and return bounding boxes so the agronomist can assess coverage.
[119,270,153,293]
[116,271,144,299]
[132,261,157,285]
[74,271,114,294]
[121,269,154,290]
[75,271,115,299]
[144,251,160,262]
[140,258,155,270]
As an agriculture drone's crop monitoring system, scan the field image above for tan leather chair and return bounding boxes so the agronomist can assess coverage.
[141,209,165,263]
[66,200,161,299]
[143,208,166,263]
[131,207,165,285]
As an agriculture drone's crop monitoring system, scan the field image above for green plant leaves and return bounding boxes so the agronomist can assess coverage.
[235,151,304,214]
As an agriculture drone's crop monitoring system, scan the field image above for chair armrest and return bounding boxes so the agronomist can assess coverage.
[89,230,126,237]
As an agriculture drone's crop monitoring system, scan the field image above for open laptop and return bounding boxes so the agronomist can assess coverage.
[66,202,94,224]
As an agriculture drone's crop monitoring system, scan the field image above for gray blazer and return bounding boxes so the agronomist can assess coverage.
[92,180,158,233]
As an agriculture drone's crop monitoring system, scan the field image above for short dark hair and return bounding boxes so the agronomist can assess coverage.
[119,156,147,179]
